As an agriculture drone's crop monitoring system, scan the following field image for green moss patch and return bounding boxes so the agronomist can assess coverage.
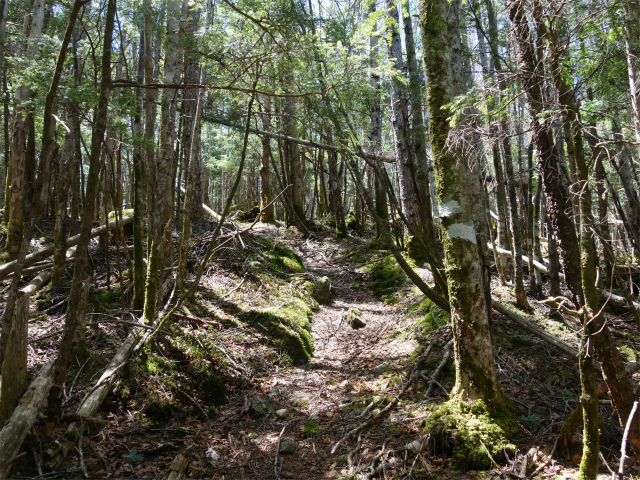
[361,255,408,303]
[426,400,518,470]
[252,237,305,275]
[242,298,313,364]
[107,208,134,222]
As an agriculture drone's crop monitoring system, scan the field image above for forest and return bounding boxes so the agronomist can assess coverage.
[0,0,640,478]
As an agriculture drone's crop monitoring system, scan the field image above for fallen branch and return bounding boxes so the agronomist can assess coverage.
[65,333,137,441]
[491,301,578,360]
[0,362,54,479]
[490,242,640,314]
[179,186,221,220]
[332,335,446,455]
[422,340,453,400]
[0,215,133,280]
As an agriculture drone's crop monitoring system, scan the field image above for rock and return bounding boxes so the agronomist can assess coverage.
[279,440,297,454]
[344,409,363,420]
[314,277,331,304]
[290,393,311,407]
[248,396,274,419]
[346,308,366,329]
[275,409,289,419]
[405,439,423,452]
[371,362,391,377]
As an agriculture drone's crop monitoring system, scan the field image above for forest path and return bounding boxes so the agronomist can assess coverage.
[252,229,425,479]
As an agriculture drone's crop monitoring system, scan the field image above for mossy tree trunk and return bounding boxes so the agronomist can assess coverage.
[419,0,508,413]
[142,0,159,325]
[259,97,275,223]
[401,0,441,270]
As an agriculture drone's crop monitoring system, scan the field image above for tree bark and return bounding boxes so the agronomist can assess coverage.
[47,0,116,420]
[420,0,508,413]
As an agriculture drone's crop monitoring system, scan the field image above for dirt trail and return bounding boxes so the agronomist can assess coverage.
[249,231,427,479]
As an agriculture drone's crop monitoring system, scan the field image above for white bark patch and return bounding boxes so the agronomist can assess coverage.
[439,200,461,219]
[445,223,476,243]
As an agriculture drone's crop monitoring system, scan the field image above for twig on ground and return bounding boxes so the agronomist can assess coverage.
[618,387,639,480]
[175,386,209,418]
[423,340,453,400]
[479,439,499,469]
[332,336,446,454]
[77,418,88,478]
[220,275,246,300]
[528,436,559,478]
[67,354,93,401]
[274,422,289,480]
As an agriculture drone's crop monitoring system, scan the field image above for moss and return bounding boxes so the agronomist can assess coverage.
[144,389,182,425]
[619,345,638,362]
[304,418,325,437]
[252,237,305,274]
[107,208,134,222]
[243,298,313,364]
[507,335,534,348]
[426,400,518,470]
[406,235,429,265]
[96,285,122,309]
[361,255,408,301]
[200,375,227,407]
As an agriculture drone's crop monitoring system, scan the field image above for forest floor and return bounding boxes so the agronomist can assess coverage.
[3,220,640,479]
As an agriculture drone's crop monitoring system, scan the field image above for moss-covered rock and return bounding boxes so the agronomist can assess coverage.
[252,237,305,275]
[313,276,331,304]
[426,400,518,470]
[243,298,314,364]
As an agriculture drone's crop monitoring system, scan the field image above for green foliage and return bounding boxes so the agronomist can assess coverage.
[303,418,324,437]
[252,237,305,275]
[361,255,408,303]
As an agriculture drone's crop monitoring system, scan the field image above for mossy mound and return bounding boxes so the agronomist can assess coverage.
[361,255,408,303]
[251,237,305,275]
[426,400,518,470]
[107,208,134,222]
[243,298,313,364]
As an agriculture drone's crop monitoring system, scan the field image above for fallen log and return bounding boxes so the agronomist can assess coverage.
[488,242,560,279]
[598,288,640,312]
[492,301,579,360]
[0,214,133,280]
[179,186,221,220]
[165,454,189,480]
[0,362,54,479]
[65,333,137,441]
[490,243,640,313]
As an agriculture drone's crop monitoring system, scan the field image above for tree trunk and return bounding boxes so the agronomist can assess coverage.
[385,0,430,261]
[510,0,640,464]
[367,3,388,240]
[259,99,275,223]
[51,131,74,289]
[142,0,160,325]
[47,0,116,420]
[402,0,441,269]
[420,0,508,413]
[132,19,146,310]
